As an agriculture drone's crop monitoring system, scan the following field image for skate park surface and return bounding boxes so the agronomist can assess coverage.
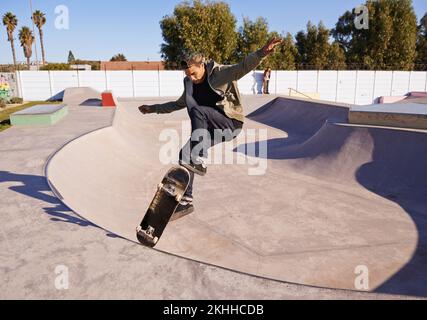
[44,87,427,298]
[1,87,426,299]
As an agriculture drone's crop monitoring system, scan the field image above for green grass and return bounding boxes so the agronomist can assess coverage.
[0,101,61,132]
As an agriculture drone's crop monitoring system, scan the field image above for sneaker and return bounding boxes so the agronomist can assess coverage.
[170,196,194,222]
[180,157,207,176]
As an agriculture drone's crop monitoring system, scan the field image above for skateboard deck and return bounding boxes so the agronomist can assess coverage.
[136,166,190,248]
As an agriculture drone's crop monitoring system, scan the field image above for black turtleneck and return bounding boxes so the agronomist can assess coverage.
[192,75,223,108]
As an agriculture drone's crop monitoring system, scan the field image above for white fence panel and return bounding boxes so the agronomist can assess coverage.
[106,71,133,97]
[336,71,357,104]
[159,71,185,97]
[355,71,375,105]
[18,71,51,101]
[392,71,411,96]
[409,71,427,92]
[133,71,159,97]
[78,71,107,93]
[269,71,278,95]
[318,71,338,102]
[373,71,393,102]
[50,71,79,98]
[276,71,298,95]
[297,71,318,93]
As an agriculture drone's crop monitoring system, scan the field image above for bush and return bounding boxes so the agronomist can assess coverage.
[40,63,71,71]
[10,97,23,104]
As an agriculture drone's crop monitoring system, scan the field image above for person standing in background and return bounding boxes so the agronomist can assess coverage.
[263,67,272,94]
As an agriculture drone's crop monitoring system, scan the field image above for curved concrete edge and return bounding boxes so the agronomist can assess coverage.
[42,132,350,297]
[43,137,392,299]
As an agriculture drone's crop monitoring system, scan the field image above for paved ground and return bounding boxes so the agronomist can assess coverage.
[1,93,425,299]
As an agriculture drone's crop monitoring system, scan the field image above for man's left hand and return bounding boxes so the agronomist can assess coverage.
[262,37,283,56]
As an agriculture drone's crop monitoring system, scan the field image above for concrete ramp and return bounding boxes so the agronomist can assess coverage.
[46,96,427,296]
[63,87,102,106]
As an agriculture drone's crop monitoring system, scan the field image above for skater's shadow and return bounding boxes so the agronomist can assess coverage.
[0,171,121,239]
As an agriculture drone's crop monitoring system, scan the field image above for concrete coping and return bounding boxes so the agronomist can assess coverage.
[351,103,427,116]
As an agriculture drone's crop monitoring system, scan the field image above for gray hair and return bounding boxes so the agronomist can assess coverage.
[180,51,206,69]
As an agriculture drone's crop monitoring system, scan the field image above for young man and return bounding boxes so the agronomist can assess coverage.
[139,38,282,221]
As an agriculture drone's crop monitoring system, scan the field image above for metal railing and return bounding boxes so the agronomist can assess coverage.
[288,88,313,100]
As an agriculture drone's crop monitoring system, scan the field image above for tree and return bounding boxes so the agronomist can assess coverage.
[111,54,127,62]
[2,12,18,68]
[160,0,238,68]
[383,0,417,70]
[68,51,75,64]
[332,0,417,70]
[262,32,298,70]
[415,13,427,70]
[32,10,47,65]
[235,17,269,62]
[327,43,347,70]
[277,33,299,70]
[18,27,34,68]
[331,10,354,55]
[296,21,331,69]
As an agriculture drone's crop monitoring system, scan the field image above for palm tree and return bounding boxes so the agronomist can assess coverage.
[2,12,18,68]
[19,27,35,68]
[32,10,46,65]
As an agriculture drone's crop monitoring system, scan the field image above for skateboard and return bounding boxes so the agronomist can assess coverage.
[136,166,191,248]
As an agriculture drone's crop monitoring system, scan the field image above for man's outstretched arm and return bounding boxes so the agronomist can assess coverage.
[139,92,187,114]
[220,38,282,81]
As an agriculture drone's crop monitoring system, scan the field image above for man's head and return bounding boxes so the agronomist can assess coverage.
[181,52,207,84]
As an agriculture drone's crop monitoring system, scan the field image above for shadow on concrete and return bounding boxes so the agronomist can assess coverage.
[355,130,427,297]
[0,171,121,238]
[242,99,427,297]
[251,72,264,95]
[79,99,102,107]
[47,90,65,102]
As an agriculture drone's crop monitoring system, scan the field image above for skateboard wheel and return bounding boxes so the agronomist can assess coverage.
[176,194,183,202]
[158,183,164,190]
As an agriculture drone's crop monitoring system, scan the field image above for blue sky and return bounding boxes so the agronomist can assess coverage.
[1,0,426,64]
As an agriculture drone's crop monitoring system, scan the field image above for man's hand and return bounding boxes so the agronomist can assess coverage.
[262,37,283,56]
[138,105,155,114]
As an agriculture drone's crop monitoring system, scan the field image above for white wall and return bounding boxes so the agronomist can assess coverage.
[17,70,427,105]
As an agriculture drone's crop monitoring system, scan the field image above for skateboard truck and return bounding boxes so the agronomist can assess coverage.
[136,226,159,246]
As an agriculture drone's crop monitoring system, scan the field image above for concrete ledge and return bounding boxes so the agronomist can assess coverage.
[349,103,427,130]
[10,104,68,126]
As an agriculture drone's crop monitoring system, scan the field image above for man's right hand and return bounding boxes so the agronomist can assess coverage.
[138,105,155,114]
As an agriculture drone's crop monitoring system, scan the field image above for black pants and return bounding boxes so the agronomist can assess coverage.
[263,80,270,94]
[180,105,243,197]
